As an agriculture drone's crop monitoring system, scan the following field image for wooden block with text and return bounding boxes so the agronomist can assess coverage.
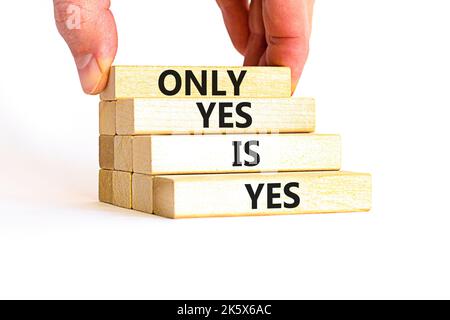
[98,170,132,209]
[96,65,373,219]
[100,66,291,100]
[151,171,372,218]
[100,97,315,135]
[132,134,341,175]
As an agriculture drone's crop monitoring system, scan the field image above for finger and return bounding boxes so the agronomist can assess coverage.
[258,51,267,66]
[244,0,267,66]
[262,0,314,92]
[54,0,118,94]
[216,0,250,55]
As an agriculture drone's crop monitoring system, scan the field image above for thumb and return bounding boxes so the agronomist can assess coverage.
[54,0,118,94]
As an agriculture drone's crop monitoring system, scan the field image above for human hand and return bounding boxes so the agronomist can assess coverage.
[217,0,315,92]
[53,0,117,94]
[53,0,313,95]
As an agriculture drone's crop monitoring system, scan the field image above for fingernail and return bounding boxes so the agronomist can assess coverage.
[291,81,298,95]
[75,54,107,94]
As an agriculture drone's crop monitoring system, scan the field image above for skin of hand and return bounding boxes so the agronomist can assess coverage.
[53,0,314,95]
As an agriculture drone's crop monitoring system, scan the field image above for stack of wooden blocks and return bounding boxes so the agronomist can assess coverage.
[99,66,371,218]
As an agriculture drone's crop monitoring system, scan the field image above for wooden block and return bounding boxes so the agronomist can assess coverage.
[152,171,372,219]
[99,136,114,170]
[98,170,132,209]
[114,136,133,172]
[99,101,116,135]
[132,134,341,175]
[99,136,133,172]
[100,66,291,100]
[99,169,113,204]
[132,173,153,214]
[112,97,315,135]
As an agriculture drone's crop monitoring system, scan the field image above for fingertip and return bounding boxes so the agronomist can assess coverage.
[291,78,299,95]
[290,57,306,95]
[290,64,305,95]
[76,54,111,95]
[234,42,248,56]
[54,0,117,95]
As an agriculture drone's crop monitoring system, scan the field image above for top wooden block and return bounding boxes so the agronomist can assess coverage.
[100,66,291,100]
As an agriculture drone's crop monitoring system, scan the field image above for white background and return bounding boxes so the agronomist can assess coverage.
[0,0,449,299]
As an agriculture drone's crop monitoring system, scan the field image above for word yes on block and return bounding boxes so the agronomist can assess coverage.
[100,98,315,135]
[245,182,301,210]
[150,172,372,218]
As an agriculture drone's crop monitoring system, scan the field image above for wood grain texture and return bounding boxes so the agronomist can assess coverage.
[114,136,133,172]
[99,169,113,204]
[98,170,132,209]
[99,136,133,172]
[99,101,116,135]
[132,173,153,214]
[112,97,315,135]
[99,136,114,170]
[132,134,341,175]
[100,66,291,100]
[152,171,372,219]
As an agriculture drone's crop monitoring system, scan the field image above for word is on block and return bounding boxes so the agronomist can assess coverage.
[100,98,315,135]
[129,134,341,175]
[99,169,132,209]
[150,171,372,218]
[100,66,291,100]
